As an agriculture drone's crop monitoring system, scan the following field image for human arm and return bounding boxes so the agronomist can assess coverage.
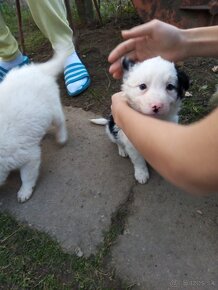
[111,92,218,195]
[108,19,218,79]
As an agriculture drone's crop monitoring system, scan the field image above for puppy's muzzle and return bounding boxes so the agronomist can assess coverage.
[151,103,164,114]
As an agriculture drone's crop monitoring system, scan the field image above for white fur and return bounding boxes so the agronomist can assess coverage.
[92,56,187,184]
[122,56,181,121]
[0,52,68,202]
[90,118,108,125]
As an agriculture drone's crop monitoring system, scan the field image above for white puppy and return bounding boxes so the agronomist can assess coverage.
[0,53,67,202]
[91,56,189,184]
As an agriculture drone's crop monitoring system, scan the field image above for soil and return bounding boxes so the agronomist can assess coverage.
[32,15,218,122]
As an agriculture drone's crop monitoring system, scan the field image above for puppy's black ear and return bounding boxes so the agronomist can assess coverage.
[122,57,135,71]
[176,66,190,98]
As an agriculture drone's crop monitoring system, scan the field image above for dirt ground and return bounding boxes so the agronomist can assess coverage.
[32,15,218,122]
[60,15,145,117]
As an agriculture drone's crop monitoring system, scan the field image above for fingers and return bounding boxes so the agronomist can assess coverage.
[109,60,122,79]
[121,21,155,39]
[112,70,123,80]
[108,38,136,63]
[109,50,137,79]
[111,92,128,124]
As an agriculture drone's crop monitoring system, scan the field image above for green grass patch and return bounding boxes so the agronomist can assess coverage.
[0,207,133,289]
[97,0,135,22]
[179,78,215,124]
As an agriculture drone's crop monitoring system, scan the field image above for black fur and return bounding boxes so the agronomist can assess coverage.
[175,66,190,98]
[108,115,120,138]
[108,57,135,139]
[122,57,135,71]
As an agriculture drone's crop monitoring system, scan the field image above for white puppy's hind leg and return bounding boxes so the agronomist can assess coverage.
[17,149,41,203]
[53,106,67,145]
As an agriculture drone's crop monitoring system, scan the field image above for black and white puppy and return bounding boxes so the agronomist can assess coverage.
[91,56,189,183]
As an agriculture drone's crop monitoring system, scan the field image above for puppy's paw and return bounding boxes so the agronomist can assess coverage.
[56,129,68,146]
[118,146,128,157]
[134,168,149,184]
[17,188,33,203]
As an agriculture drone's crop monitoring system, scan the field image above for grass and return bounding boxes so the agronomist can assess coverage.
[95,0,135,22]
[178,58,218,124]
[0,196,134,290]
[0,213,76,289]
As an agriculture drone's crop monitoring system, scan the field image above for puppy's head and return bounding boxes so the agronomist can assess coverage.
[121,56,189,116]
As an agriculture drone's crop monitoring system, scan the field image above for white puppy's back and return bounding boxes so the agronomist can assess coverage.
[0,52,68,202]
[0,53,66,146]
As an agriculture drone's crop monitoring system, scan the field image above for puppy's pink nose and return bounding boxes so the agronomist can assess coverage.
[151,103,163,113]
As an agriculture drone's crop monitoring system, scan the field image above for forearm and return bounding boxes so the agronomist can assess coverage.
[115,103,218,195]
[182,26,218,58]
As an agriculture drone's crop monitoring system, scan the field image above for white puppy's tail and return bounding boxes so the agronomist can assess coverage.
[38,50,68,78]
[90,118,108,125]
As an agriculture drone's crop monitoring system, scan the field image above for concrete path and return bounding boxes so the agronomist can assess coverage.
[111,173,218,289]
[0,107,218,289]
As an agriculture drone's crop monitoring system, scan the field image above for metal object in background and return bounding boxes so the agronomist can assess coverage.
[15,0,25,54]
[92,0,103,26]
[132,0,218,28]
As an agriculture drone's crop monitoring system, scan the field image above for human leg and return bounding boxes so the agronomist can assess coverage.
[26,0,90,96]
[0,10,29,81]
[0,9,20,60]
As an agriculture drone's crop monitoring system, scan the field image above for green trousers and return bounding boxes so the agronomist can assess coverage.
[0,0,75,60]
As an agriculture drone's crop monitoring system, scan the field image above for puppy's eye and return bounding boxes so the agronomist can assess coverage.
[166,84,175,91]
[139,83,147,90]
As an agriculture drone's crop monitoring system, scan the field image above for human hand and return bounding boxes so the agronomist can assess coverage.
[111,92,129,127]
[108,19,187,79]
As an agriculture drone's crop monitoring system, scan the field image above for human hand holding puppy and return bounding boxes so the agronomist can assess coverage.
[110,92,128,127]
[108,19,218,195]
[111,92,218,196]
